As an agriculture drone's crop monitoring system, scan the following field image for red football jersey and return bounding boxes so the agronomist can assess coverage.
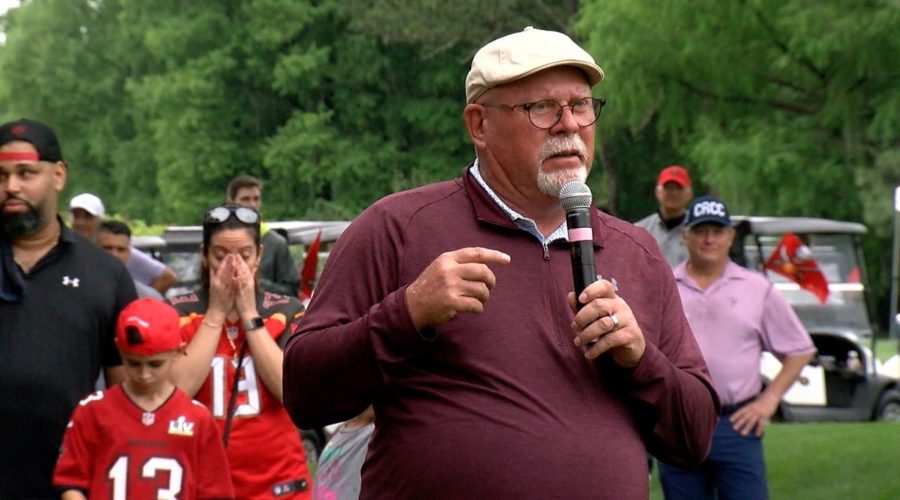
[53,385,234,500]
[180,309,311,499]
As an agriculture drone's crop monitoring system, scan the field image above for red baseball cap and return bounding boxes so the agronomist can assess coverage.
[115,298,184,356]
[656,165,691,187]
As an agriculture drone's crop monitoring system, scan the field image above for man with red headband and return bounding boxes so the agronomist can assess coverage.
[0,118,137,498]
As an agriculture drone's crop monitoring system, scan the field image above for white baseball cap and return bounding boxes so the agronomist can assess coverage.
[69,193,105,218]
[465,26,604,104]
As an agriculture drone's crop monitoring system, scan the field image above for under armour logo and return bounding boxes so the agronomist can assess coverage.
[62,276,80,287]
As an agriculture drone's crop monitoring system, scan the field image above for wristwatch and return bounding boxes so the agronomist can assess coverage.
[242,316,265,331]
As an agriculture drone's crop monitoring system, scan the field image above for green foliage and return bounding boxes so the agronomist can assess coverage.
[578,0,900,324]
[1,0,897,316]
[687,116,860,217]
[651,422,900,499]
[0,0,131,202]
[342,0,575,50]
[578,0,900,216]
[111,217,165,236]
[0,0,584,223]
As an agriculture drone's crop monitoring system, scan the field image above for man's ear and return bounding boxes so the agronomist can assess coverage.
[654,184,664,202]
[53,161,67,192]
[463,104,488,150]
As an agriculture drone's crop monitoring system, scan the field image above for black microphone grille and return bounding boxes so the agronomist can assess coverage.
[559,181,593,211]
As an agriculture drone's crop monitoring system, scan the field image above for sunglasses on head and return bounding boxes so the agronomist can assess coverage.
[204,205,260,225]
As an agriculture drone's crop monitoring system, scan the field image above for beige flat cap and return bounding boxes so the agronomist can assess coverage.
[465,26,604,104]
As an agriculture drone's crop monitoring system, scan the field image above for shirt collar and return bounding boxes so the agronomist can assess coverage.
[58,216,78,245]
[0,216,71,302]
[659,210,686,230]
[468,159,567,245]
[674,260,747,290]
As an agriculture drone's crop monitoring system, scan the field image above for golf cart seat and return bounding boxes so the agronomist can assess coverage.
[811,333,866,406]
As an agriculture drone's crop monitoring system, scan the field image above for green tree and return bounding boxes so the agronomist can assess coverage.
[338,0,644,213]
[578,0,899,220]
[0,0,631,222]
[578,0,900,326]
[3,1,896,322]
[0,0,141,212]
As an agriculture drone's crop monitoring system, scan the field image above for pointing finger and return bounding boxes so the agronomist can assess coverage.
[453,247,511,265]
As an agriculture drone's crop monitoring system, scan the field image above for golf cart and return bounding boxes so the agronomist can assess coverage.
[732,216,900,421]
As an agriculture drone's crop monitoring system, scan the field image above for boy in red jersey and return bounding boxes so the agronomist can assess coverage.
[53,298,235,500]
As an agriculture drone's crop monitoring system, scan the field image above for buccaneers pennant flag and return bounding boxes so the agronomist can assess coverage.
[763,232,829,304]
[299,230,322,302]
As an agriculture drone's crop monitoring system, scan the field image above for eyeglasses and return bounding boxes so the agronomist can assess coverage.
[481,97,606,129]
[204,205,260,225]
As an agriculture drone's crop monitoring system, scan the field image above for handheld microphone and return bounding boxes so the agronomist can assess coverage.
[559,181,597,307]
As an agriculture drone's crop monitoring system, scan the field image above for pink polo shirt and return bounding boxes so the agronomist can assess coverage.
[674,261,815,405]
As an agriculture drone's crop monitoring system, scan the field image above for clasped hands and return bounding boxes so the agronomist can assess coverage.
[208,254,258,321]
[404,247,645,367]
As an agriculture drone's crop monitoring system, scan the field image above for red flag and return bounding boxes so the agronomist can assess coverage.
[763,232,829,304]
[299,230,322,301]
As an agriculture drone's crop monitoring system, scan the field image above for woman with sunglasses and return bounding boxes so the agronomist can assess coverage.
[168,204,312,499]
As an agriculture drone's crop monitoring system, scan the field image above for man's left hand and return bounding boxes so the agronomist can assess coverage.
[730,395,779,437]
[569,279,645,367]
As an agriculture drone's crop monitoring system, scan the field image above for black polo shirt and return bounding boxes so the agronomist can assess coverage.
[0,221,137,499]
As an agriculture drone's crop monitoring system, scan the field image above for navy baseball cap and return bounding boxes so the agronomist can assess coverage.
[685,195,731,227]
[0,118,64,162]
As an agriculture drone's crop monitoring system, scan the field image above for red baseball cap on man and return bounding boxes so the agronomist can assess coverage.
[656,165,692,187]
[115,298,185,356]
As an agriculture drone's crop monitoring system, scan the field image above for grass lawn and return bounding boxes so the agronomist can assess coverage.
[873,337,900,363]
[650,421,900,499]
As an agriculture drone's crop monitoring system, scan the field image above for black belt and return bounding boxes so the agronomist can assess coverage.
[721,397,755,415]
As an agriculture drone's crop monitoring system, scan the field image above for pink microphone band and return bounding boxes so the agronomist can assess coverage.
[568,227,593,242]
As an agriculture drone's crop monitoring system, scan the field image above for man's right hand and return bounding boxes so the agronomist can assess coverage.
[405,247,510,330]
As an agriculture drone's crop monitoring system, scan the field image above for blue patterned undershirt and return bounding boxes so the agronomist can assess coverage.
[469,160,568,246]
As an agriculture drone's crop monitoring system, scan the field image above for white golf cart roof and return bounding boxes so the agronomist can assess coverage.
[732,216,867,236]
[155,220,351,248]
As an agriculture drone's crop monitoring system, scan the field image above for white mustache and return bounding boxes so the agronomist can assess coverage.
[538,135,587,164]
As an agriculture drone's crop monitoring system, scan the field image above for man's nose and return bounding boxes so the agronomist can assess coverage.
[554,105,580,133]
[4,174,21,193]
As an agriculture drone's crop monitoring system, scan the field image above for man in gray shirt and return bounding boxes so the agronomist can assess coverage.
[96,220,164,299]
[634,165,693,267]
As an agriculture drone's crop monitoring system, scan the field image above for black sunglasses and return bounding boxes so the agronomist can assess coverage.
[204,205,260,225]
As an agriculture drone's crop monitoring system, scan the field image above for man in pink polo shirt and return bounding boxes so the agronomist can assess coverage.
[659,195,815,500]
